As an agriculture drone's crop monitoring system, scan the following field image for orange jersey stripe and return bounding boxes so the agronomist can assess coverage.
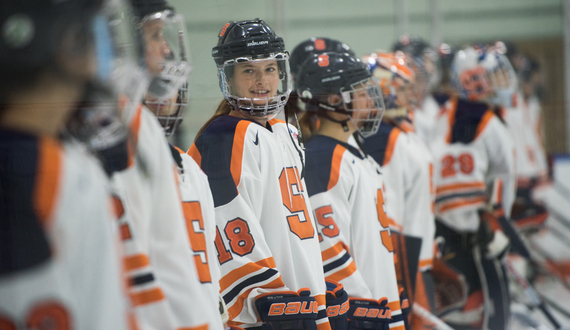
[269,118,286,125]
[445,97,459,144]
[124,254,150,271]
[383,128,401,166]
[437,196,487,213]
[321,241,350,262]
[390,324,406,330]
[173,145,185,155]
[435,181,485,195]
[179,324,209,330]
[317,321,332,330]
[230,121,251,187]
[327,145,346,190]
[326,261,358,282]
[130,287,165,306]
[33,137,62,226]
[418,258,433,270]
[474,110,494,140]
[187,143,202,167]
[127,105,143,168]
[227,277,285,320]
[387,300,401,313]
[219,257,281,292]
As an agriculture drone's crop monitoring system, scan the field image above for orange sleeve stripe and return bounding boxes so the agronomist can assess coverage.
[321,241,350,262]
[435,181,486,195]
[34,137,62,226]
[130,287,165,306]
[326,261,358,282]
[173,145,185,155]
[227,277,285,319]
[418,259,433,269]
[496,179,503,205]
[187,143,202,167]
[124,254,150,271]
[474,110,494,140]
[387,300,401,312]
[445,97,458,144]
[127,105,143,168]
[219,257,280,292]
[127,312,139,330]
[327,145,346,190]
[383,128,401,166]
[389,324,406,330]
[314,294,326,309]
[179,324,209,330]
[437,196,487,213]
[317,321,332,330]
[230,121,251,187]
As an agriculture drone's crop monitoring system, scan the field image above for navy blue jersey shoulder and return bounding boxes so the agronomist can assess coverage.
[0,130,51,276]
[451,99,489,144]
[362,121,397,166]
[194,116,260,207]
[432,92,451,107]
[304,135,361,197]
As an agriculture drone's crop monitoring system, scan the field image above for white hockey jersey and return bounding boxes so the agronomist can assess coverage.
[363,122,436,272]
[504,92,548,181]
[188,116,330,330]
[111,105,218,330]
[304,135,405,330]
[430,95,516,232]
[171,145,224,329]
[0,130,130,330]
[414,94,442,145]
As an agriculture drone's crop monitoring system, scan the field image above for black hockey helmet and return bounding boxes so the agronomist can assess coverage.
[212,18,286,66]
[130,0,172,21]
[0,0,103,71]
[296,52,384,136]
[289,37,355,80]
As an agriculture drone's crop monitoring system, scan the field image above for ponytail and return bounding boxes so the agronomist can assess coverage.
[195,99,233,141]
[297,111,320,142]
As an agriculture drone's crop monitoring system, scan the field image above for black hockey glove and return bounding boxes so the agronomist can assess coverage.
[325,280,349,330]
[255,288,318,330]
[347,297,391,330]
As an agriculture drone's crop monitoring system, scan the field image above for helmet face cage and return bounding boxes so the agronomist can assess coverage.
[218,53,291,119]
[145,81,188,136]
[93,0,149,123]
[340,77,385,137]
[142,10,191,100]
[367,52,416,119]
[452,47,517,106]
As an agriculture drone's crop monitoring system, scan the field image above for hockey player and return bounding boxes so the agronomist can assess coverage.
[0,0,138,328]
[145,40,227,330]
[362,52,437,328]
[188,19,331,330]
[430,45,517,330]
[296,51,405,330]
[392,36,442,145]
[105,0,221,328]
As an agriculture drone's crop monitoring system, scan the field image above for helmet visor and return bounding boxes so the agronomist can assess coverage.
[341,77,385,137]
[219,53,292,119]
[145,81,189,136]
[142,10,191,99]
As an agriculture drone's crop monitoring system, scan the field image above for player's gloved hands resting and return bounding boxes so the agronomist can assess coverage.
[325,280,349,330]
[347,297,391,330]
[255,288,318,330]
[399,288,410,329]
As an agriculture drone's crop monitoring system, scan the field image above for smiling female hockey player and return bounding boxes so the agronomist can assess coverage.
[188,19,331,330]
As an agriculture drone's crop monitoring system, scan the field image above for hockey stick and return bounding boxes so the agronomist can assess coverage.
[412,303,456,330]
[540,294,570,319]
[504,257,563,329]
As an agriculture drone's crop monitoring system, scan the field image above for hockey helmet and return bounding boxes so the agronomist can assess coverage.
[290,37,355,80]
[296,52,385,137]
[212,18,291,120]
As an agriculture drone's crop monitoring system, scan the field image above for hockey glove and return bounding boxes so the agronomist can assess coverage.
[255,288,318,330]
[347,298,391,330]
[326,280,349,330]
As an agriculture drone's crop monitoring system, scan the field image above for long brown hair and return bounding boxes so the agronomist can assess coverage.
[194,99,233,141]
[297,111,322,142]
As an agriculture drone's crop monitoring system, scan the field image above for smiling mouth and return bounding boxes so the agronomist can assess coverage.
[251,90,270,97]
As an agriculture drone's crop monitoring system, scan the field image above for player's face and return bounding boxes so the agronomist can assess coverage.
[394,77,414,111]
[145,92,179,116]
[230,60,280,104]
[143,19,171,76]
[351,85,379,125]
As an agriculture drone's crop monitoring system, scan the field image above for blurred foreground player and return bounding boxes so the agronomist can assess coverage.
[0,0,139,328]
